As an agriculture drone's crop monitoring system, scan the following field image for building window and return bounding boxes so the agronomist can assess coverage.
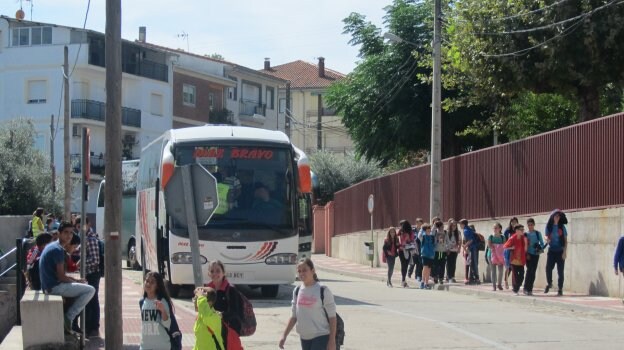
[183,84,196,106]
[266,87,275,110]
[227,76,237,100]
[151,93,163,116]
[11,27,52,47]
[27,80,47,104]
[208,92,215,111]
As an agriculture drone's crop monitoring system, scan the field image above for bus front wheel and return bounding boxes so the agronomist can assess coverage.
[165,279,180,298]
[261,285,279,298]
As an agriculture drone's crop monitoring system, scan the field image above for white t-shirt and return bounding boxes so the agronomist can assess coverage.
[140,298,171,350]
[291,282,337,340]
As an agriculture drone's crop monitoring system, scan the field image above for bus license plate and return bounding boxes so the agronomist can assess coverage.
[227,272,244,279]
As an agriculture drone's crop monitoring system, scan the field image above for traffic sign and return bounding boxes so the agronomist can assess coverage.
[164,163,219,226]
[368,194,374,214]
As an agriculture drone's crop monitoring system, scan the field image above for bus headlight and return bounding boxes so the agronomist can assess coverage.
[171,252,208,264]
[265,253,298,265]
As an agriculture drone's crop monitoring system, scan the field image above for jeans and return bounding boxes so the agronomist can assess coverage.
[524,254,540,292]
[85,272,101,332]
[446,251,459,279]
[546,250,565,290]
[301,334,338,350]
[386,255,396,282]
[408,253,422,280]
[511,264,525,293]
[469,247,480,281]
[490,264,504,287]
[398,251,410,282]
[50,282,96,322]
[433,252,447,281]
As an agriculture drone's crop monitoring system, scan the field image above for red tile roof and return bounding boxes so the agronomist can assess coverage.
[259,60,345,89]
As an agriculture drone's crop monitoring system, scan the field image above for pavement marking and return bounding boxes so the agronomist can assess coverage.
[364,305,511,350]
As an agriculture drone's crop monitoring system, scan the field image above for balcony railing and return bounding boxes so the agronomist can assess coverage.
[240,99,265,116]
[71,99,141,128]
[70,153,105,177]
[122,59,168,83]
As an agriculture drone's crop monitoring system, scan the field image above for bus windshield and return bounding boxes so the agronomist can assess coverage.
[171,144,295,241]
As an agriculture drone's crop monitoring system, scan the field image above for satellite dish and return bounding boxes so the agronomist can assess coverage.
[16,9,25,20]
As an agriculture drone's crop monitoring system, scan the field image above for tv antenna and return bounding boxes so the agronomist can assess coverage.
[177,31,189,52]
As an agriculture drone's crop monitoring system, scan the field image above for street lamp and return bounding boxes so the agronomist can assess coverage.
[384,0,442,222]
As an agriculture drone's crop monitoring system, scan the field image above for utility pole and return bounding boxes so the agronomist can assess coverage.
[105,0,123,348]
[63,46,70,220]
[50,114,55,193]
[317,94,322,150]
[430,0,442,221]
[285,82,291,138]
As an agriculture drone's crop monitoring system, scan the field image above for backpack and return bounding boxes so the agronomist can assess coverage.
[295,285,345,346]
[139,298,182,350]
[98,239,105,276]
[476,233,486,251]
[226,286,256,337]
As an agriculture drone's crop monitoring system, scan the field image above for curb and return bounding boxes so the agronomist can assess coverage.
[314,262,624,320]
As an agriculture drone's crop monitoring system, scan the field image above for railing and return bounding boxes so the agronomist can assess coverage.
[70,153,106,176]
[2,238,31,326]
[240,99,265,116]
[71,99,142,128]
[122,59,169,83]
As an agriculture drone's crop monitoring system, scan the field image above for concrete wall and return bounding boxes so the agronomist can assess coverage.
[331,207,624,297]
[0,216,29,255]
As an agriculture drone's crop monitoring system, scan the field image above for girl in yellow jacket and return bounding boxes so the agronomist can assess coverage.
[193,287,225,350]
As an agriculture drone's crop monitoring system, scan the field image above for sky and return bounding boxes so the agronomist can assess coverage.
[1,0,390,74]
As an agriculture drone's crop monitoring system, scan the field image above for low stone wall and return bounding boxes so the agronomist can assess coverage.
[331,207,624,297]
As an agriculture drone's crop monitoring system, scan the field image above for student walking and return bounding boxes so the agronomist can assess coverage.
[279,258,338,350]
[409,218,424,282]
[419,224,435,289]
[445,219,461,283]
[205,260,244,337]
[488,223,506,291]
[397,220,416,288]
[614,235,624,302]
[139,272,172,350]
[544,209,568,296]
[524,218,545,295]
[432,221,448,284]
[503,217,519,289]
[504,224,528,295]
[193,287,225,350]
[382,227,399,287]
[460,219,480,284]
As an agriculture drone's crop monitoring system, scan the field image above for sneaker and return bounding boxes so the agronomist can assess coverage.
[514,292,519,296]
[420,282,425,289]
[433,279,438,284]
[557,290,563,296]
[527,291,533,296]
[544,285,552,294]
[497,284,503,290]
[522,290,528,295]
[464,280,472,285]
[86,329,99,338]
[451,278,456,283]
[402,281,409,288]
[475,280,481,285]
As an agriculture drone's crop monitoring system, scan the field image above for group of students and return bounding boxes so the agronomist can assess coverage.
[25,211,103,338]
[139,258,340,350]
[383,209,569,296]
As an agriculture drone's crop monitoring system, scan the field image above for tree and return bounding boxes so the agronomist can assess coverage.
[448,0,624,122]
[326,0,489,166]
[310,150,382,205]
[206,53,225,60]
[0,118,63,215]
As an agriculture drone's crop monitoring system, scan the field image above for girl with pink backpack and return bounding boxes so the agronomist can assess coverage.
[487,223,506,291]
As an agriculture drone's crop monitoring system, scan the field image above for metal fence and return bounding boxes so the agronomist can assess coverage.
[333,112,624,235]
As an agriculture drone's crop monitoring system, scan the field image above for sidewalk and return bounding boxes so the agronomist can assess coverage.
[311,253,624,318]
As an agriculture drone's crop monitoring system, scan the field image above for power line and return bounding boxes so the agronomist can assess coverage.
[468,0,622,36]
[452,0,573,23]
[68,0,91,77]
[480,12,585,57]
